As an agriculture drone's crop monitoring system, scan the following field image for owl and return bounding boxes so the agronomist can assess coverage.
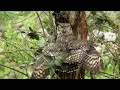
[31,11,103,79]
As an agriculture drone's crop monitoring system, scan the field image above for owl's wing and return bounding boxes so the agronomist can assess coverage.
[31,42,66,79]
[64,49,87,64]
[42,43,62,56]
[31,55,49,79]
[82,53,103,73]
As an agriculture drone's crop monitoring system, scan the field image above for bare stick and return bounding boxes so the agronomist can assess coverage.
[35,11,47,42]
[0,63,29,78]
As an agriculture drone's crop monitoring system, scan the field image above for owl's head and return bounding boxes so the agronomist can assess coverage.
[57,23,73,37]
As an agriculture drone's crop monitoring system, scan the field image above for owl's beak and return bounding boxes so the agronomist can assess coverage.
[62,29,66,33]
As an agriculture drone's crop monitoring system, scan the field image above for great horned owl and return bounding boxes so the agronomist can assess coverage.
[30,23,82,79]
[31,20,84,79]
[31,11,81,79]
[31,11,103,79]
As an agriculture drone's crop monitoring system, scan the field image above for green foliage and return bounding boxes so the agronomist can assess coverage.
[0,11,53,78]
[43,53,67,70]
[0,11,119,79]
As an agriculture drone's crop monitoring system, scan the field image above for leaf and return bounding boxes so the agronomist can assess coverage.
[54,60,62,66]
[29,27,34,32]
[44,55,54,61]
[27,32,39,40]
[43,53,67,69]
[28,27,40,40]
[20,31,25,33]
[95,16,108,25]
[91,11,97,15]
[43,60,54,69]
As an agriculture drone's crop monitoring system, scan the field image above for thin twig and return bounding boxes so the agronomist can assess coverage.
[3,12,11,19]
[2,39,35,59]
[12,12,36,24]
[0,63,29,78]
[35,11,47,43]
[43,11,49,16]
[100,71,119,78]
[0,51,12,55]
[35,12,45,36]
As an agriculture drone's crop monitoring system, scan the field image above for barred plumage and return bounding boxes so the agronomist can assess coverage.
[82,54,103,72]
[42,43,62,56]
[82,46,104,73]
[31,56,48,79]
[64,49,86,64]
[55,63,79,79]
